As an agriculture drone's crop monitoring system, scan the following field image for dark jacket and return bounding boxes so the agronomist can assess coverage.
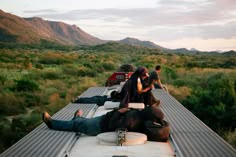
[101,109,145,132]
[101,106,164,132]
[119,75,145,108]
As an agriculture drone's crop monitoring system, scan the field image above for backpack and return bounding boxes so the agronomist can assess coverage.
[144,120,170,142]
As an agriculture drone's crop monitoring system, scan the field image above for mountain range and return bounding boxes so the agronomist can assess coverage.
[0,10,105,45]
[0,9,235,54]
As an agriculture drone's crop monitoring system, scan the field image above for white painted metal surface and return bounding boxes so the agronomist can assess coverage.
[69,106,175,157]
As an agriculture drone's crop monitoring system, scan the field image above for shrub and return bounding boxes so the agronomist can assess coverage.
[35,63,44,69]
[14,79,39,92]
[173,78,198,87]
[62,64,79,76]
[18,93,41,107]
[101,62,116,71]
[41,70,61,80]
[0,119,16,153]
[0,93,25,116]
[163,66,178,82]
[0,74,7,85]
[223,130,236,149]
[77,68,97,77]
[11,113,41,134]
[182,73,236,130]
[39,53,72,65]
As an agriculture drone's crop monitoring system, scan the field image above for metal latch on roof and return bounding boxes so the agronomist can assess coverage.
[116,128,127,146]
[64,150,70,157]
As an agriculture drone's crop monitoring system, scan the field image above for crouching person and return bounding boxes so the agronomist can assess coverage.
[42,106,164,136]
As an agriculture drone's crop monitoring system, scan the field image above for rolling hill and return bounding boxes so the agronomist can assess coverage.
[0,10,105,45]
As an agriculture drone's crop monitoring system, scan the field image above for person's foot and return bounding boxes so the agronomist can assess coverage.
[73,109,83,118]
[151,93,160,106]
[152,100,160,106]
[42,112,52,129]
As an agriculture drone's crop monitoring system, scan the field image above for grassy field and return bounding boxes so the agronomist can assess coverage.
[0,44,235,152]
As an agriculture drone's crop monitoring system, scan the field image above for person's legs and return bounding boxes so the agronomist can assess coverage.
[74,96,108,106]
[50,118,80,131]
[43,111,86,132]
[43,112,105,135]
[51,116,103,134]
[74,115,105,136]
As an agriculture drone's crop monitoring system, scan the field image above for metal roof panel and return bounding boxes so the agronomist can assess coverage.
[154,89,236,157]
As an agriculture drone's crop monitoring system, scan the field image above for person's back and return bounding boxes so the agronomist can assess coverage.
[101,106,164,132]
[148,71,158,85]
[148,65,164,89]
[101,108,145,132]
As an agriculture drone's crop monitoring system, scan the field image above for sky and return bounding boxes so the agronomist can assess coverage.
[1,0,236,51]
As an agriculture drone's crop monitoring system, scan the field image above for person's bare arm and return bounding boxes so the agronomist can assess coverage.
[157,79,163,89]
[118,108,129,113]
[137,78,152,94]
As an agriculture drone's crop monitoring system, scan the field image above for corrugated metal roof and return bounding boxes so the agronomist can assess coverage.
[153,89,236,157]
[1,87,236,157]
[79,87,107,98]
[0,86,106,157]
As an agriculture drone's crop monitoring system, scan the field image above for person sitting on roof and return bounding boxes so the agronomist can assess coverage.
[119,67,153,107]
[148,65,168,92]
[42,106,164,136]
[72,67,160,108]
[119,66,160,107]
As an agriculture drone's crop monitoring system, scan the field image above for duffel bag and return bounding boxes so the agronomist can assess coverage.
[144,120,170,142]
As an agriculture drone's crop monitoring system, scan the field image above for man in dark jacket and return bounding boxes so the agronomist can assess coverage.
[42,106,164,136]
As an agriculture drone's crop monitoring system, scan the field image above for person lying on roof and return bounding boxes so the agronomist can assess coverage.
[72,90,121,106]
[42,106,164,136]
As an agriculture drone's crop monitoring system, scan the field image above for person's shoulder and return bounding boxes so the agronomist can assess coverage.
[149,71,157,77]
[150,70,156,74]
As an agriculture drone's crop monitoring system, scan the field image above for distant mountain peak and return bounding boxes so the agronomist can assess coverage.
[190,48,200,51]
[215,50,223,53]
[0,10,105,45]
[119,37,164,49]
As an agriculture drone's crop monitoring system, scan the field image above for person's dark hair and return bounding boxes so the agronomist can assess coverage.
[131,66,148,78]
[155,65,161,71]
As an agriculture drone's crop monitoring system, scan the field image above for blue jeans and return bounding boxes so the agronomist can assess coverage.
[51,115,105,136]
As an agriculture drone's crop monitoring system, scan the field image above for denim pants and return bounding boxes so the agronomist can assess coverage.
[51,115,105,136]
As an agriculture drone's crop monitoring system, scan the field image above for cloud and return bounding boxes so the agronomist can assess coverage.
[21,0,236,50]
[30,0,236,26]
[24,9,58,14]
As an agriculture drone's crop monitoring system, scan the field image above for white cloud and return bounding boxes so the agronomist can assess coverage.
[1,0,236,50]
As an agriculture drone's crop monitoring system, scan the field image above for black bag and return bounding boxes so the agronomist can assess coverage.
[144,120,170,142]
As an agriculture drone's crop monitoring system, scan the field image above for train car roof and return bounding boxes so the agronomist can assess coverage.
[1,86,236,157]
